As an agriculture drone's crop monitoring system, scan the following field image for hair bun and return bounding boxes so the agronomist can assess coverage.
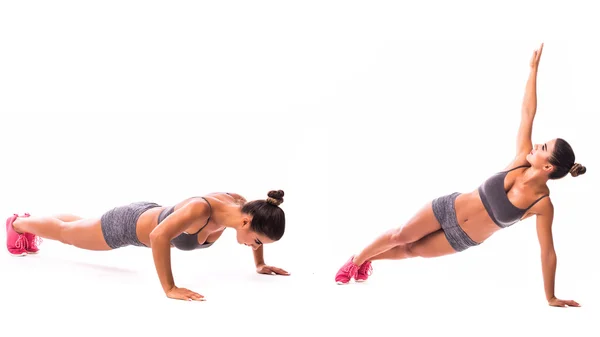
[266,190,284,206]
[570,163,587,177]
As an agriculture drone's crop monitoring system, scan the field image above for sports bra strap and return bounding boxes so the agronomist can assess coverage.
[524,194,549,211]
[189,197,212,235]
[505,165,530,173]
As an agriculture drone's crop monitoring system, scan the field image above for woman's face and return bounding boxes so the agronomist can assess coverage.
[235,217,275,250]
[526,138,556,171]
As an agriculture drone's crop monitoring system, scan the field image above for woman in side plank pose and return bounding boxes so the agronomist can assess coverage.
[335,43,585,308]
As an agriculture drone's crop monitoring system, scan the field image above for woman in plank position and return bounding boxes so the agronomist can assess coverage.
[7,190,289,301]
[334,44,585,308]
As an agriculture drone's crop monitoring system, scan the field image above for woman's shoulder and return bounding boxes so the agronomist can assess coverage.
[529,187,552,216]
[199,192,247,206]
[224,192,247,202]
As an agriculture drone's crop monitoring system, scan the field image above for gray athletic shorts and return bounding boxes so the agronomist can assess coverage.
[100,202,161,249]
[431,192,480,252]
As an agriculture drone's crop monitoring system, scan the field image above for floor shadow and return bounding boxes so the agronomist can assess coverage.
[26,254,141,275]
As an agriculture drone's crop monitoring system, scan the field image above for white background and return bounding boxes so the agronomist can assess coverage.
[1,1,598,336]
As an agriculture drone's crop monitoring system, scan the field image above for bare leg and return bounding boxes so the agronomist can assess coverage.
[12,215,111,251]
[369,229,456,261]
[52,214,84,222]
[352,202,441,266]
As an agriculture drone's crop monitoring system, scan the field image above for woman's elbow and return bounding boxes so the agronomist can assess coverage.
[541,248,557,260]
[149,230,168,246]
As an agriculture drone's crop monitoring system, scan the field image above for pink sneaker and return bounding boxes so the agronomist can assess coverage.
[335,255,359,284]
[6,213,29,256]
[355,260,372,282]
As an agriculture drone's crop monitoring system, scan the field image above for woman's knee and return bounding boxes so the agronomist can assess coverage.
[389,228,416,245]
[56,221,77,245]
[389,244,416,259]
[403,243,418,258]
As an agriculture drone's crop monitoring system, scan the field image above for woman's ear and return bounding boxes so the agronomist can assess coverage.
[241,217,251,229]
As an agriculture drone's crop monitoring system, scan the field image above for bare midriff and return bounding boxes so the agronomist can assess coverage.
[453,189,503,244]
[135,206,168,246]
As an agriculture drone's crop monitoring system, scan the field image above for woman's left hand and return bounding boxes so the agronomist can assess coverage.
[548,296,580,307]
[256,263,290,276]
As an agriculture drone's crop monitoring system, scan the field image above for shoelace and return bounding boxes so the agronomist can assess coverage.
[14,234,29,250]
[343,262,358,274]
[28,235,43,250]
[11,213,40,251]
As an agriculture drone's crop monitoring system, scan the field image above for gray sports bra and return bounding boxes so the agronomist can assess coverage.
[478,165,549,228]
[159,197,214,251]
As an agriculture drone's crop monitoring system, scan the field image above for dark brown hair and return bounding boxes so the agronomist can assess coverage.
[242,190,285,241]
[549,138,587,179]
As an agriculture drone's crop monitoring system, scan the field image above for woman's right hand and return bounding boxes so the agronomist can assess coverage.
[166,286,205,301]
